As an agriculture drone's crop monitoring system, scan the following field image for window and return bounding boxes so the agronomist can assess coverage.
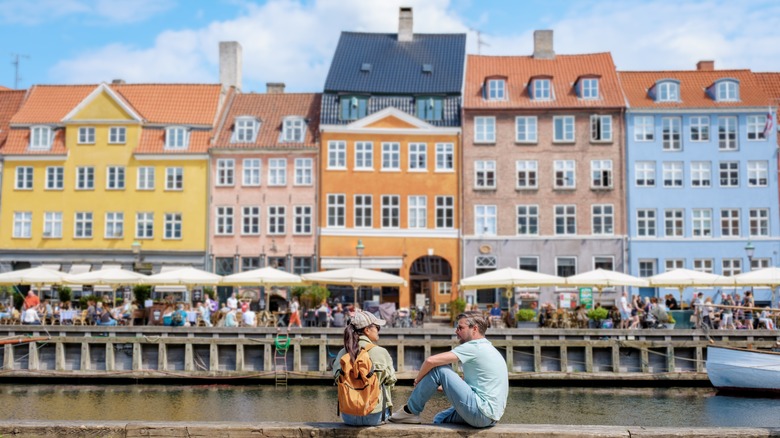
[243,257,261,271]
[30,126,52,149]
[664,209,684,237]
[487,79,505,100]
[416,97,443,121]
[747,161,768,187]
[294,206,312,234]
[662,117,681,151]
[165,127,189,149]
[693,259,713,274]
[720,208,740,237]
[164,213,182,239]
[327,194,345,227]
[637,209,656,237]
[474,161,496,189]
[657,81,679,102]
[553,116,575,142]
[639,260,656,277]
[76,166,94,190]
[556,257,576,278]
[233,117,258,143]
[662,162,683,187]
[476,255,497,273]
[435,196,454,229]
[719,161,739,187]
[555,205,576,235]
[435,143,454,171]
[408,143,427,171]
[634,116,654,141]
[438,303,450,315]
[594,256,614,271]
[722,259,742,277]
[381,195,400,228]
[13,212,32,238]
[635,161,655,187]
[665,259,684,271]
[690,162,711,187]
[716,81,738,101]
[354,195,373,228]
[105,212,124,238]
[268,206,286,235]
[43,212,62,238]
[15,167,32,190]
[216,159,235,186]
[107,166,125,190]
[748,115,768,140]
[215,207,233,235]
[69,212,91,237]
[475,205,497,235]
[592,204,614,235]
[78,127,95,144]
[581,78,599,99]
[591,160,612,189]
[381,143,400,170]
[752,258,771,271]
[516,160,538,189]
[554,160,576,189]
[282,117,305,142]
[690,116,710,141]
[438,282,452,296]
[328,141,346,170]
[516,205,538,235]
[474,117,496,143]
[242,206,260,235]
[750,209,769,237]
[408,196,426,229]
[718,117,737,150]
[166,167,183,190]
[590,115,612,141]
[243,159,261,186]
[519,256,539,272]
[268,159,286,186]
[293,257,314,275]
[294,158,312,185]
[45,166,64,190]
[109,126,126,144]
[355,142,373,170]
[692,209,712,237]
[532,78,551,100]
[137,167,155,190]
[340,96,368,120]
[515,116,538,143]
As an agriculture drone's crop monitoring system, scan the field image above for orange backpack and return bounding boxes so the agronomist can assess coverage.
[336,343,385,418]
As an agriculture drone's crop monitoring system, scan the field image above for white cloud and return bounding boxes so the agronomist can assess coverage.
[0,0,175,24]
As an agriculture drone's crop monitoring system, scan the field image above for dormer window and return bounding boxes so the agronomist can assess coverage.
[282,116,305,143]
[233,117,259,143]
[580,78,599,99]
[340,95,368,121]
[416,97,443,121]
[486,79,505,100]
[531,78,552,100]
[30,126,53,150]
[656,80,680,102]
[716,80,739,101]
[165,126,189,149]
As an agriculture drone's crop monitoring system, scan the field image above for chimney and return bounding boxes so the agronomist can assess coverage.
[697,60,715,71]
[533,30,555,60]
[111,79,125,85]
[266,82,285,94]
[219,41,242,91]
[398,7,413,42]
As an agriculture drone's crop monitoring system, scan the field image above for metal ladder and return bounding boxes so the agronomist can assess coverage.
[274,329,290,387]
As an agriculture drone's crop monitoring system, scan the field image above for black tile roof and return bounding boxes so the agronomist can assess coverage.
[324,32,467,95]
[320,94,461,127]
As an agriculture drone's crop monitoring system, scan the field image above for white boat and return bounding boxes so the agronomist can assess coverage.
[707,346,780,393]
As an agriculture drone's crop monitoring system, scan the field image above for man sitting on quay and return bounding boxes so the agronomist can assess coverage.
[389,311,508,428]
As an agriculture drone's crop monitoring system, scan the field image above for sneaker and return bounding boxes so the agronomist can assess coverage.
[389,405,422,424]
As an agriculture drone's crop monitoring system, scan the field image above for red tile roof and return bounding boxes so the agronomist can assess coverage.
[10,85,94,124]
[136,129,213,154]
[0,90,26,147]
[213,92,321,150]
[113,84,222,125]
[755,72,780,123]
[619,70,770,109]
[464,53,625,109]
[2,128,67,155]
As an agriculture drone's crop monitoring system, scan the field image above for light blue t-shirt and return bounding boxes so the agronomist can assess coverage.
[452,337,508,421]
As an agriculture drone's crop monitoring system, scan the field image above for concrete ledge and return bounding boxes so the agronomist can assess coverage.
[0,421,778,437]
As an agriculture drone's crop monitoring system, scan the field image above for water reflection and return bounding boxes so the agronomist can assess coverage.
[0,384,778,427]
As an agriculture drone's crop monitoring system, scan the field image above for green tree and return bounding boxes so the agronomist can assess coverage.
[133,285,152,308]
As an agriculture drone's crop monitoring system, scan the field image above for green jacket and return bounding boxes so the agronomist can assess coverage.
[333,335,397,414]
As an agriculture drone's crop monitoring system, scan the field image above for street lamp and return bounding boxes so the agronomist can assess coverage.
[745,241,755,272]
[356,239,365,268]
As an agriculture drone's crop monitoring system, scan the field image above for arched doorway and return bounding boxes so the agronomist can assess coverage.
[409,256,452,319]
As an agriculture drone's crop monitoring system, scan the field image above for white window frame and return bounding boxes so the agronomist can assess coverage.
[592,204,614,235]
[516,160,538,189]
[515,116,538,143]
[328,141,346,170]
[662,117,682,151]
[294,205,312,235]
[690,161,711,188]
[327,194,346,228]
[749,209,769,237]
[165,167,183,191]
[408,195,427,229]
[435,196,454,229]
[106,166,125,190]
[294,158,313,186]
[657,81,679,102]
[109,126,126,144]
[435,143,454,172]
[722,258,742,277]
[15,166,33,190]
[241,206,260,235]
[554,160,576,189]
[74,211,93,239]
[137,166,155,190]
[690,116,710,142]
[487,79,505,100]
[718,117,738,151]
[716,81,738,102]
[720,208,741,237]
[233,117,258,143]
[636,209,657,237]
[43,211,63,238]
[665,259,685,271]
[354,141,374,170]
[693,259,714,274]
[268,206,286,235]
[475,205,497,236]
[554,205,576,236]
[78,126,95,144]
[634,116,655,141]
[76,166,94,190]
[381,143,400,171]
[553,116,575,142]
[282,116,305,143]
[13,212,32,238]
[136,212,155,239]
[164,126,189,149]
[215,207,234,236]
[30,126,53,150]
[474,160,496,189]
[692,208,712,237]
[581,78,599,99]
[635,161,655,187]
[381,195,400,228]
[590,160,612,189]
[556,256,577,278]
[516,205,539,236]
[474,117,496,143]
[216,159,235,186]
[243,159,261,186]
[105,212,124,238]
[268,158,287,186]
[719,161,739,188]
[354,194,373,228]
[664,209,684,237]
[590,115,612,142]
[662,162,683,188]
[533,78,552,100]
[747,115,768,141]
[45,166,64,190]
[408,143,427,171]
[164,213,182,240]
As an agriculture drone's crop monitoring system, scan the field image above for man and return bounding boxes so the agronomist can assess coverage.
[22,306,41,325]
[389,311,508,428]
[23,290,40,310]
[693,292,705,329]
[227,292,238,311]
[619,291,631,329]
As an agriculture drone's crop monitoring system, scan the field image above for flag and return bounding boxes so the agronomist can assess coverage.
[763,108,774,139]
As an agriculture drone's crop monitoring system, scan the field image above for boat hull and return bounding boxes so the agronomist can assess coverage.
[707,346,780,393]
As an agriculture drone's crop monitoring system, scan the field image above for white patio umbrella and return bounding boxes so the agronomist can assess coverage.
[459,268,566,307]
[734,267,780,307]
[565,269,649,304]
[302,268,407,308]
[222,267,303,309]
[647,268,733,304]
[65,268,147,307]
[143,267,222,303]
[0,266,70,285]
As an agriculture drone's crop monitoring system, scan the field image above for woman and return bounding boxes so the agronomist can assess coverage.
[629,295,642,329]
[333,310,397,426]
[742,291,755,330]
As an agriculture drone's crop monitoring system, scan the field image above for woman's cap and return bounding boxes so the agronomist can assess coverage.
[350,310,386,329]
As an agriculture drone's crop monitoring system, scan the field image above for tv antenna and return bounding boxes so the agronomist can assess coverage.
[469,28,490,54]
[11,53,30,89]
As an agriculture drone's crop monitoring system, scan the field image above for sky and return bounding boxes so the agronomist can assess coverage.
[1,0,779,93]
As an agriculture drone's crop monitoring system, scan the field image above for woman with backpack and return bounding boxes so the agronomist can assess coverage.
[333,310,397,426]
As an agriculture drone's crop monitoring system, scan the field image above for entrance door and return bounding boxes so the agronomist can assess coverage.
[409,256,452,318]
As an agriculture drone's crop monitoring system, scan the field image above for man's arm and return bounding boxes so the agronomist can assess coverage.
[414,351,459,385]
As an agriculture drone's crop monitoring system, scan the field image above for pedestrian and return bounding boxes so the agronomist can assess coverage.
[288,296,302,329]
[389,311,508,428]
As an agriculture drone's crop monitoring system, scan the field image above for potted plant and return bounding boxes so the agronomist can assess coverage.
[665,313,676,330]
[515,308,537,328]
[450,298,466,322]
[586,307,609,329]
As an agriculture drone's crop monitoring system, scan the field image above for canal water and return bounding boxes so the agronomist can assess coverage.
[1,384,779,427]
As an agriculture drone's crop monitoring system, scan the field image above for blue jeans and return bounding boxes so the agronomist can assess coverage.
[342,408,390,426]
[97,320,117,326]
[406,365,496,428]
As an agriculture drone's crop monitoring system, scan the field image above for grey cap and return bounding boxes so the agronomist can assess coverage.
[350,310,386,329]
